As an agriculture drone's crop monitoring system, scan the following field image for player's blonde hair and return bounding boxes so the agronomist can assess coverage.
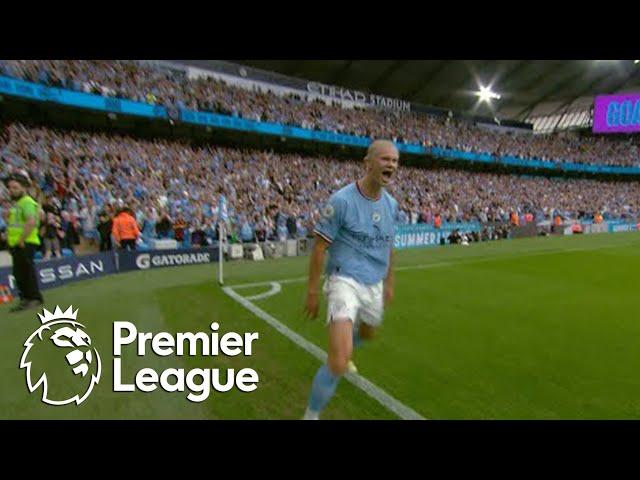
[365,140,398,161]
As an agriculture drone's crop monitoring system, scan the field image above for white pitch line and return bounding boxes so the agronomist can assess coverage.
[223,285,425,420]
[244,282,282,301]
[230,277,307,290]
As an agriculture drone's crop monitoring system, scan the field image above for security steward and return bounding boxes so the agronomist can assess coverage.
[3,170,44,312]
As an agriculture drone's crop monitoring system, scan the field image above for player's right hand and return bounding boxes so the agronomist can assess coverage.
[304,291,320,320]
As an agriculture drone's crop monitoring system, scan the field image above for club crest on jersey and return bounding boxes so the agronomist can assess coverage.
[372,212,381,223]
[322,204,335,219]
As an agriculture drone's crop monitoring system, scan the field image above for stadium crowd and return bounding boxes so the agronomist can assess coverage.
[1,60,639,167]
[1,122,639,255]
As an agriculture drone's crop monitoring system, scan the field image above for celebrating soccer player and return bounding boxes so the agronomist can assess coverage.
[303,140,399,420]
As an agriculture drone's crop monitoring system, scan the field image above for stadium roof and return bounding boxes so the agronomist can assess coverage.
[226,60,640,122]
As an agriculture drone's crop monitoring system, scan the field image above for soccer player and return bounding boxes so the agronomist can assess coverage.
[302,139,399,420]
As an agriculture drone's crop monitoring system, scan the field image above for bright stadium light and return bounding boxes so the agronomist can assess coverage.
[476,85,501,102]
[635,60,640,64]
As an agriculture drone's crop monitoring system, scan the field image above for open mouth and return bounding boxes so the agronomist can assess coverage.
[381,169,394,182]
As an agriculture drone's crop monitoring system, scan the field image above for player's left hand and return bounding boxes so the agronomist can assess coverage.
[384,284,394,304]
[304,291,320,320]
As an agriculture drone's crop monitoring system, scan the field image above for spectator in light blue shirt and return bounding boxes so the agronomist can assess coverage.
[240,217,254,243]
[296,217,307,238]
[277,223,288,242]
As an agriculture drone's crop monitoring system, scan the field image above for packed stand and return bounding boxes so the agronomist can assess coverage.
[1,60,639,168]
[1,122,639,256]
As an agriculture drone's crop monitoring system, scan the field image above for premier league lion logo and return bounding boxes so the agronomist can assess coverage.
[19,306,101,406]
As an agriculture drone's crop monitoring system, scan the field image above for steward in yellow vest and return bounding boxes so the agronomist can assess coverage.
[3,171,44,312]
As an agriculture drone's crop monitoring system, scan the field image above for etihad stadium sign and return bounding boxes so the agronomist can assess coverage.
[307,82,411,113]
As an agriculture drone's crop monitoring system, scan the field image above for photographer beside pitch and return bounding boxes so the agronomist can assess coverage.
[303,140,399,420]
[3,171,44,312]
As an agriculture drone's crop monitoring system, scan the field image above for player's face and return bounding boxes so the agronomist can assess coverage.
[368,145,399,186]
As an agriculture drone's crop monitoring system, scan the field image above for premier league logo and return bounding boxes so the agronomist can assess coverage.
[20,306,102,406]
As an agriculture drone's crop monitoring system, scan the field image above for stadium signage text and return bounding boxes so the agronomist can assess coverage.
[307,82,411,112]
[0,252,117,294]
[112,321,260,402]
[607,222,639,233]
[135,252,211,270]
[35,253,117,287]
[606,100,640,128]
[593,92,640,134]
[394,223,481,249]
[40,260,105,284]
[118,247,220,272]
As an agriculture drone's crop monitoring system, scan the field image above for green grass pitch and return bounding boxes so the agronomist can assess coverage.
[2,232,640,419]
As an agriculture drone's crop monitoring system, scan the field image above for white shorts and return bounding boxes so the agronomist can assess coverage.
[323,275,384,328]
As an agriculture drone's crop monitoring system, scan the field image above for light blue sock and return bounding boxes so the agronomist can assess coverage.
[308,364,341,413]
